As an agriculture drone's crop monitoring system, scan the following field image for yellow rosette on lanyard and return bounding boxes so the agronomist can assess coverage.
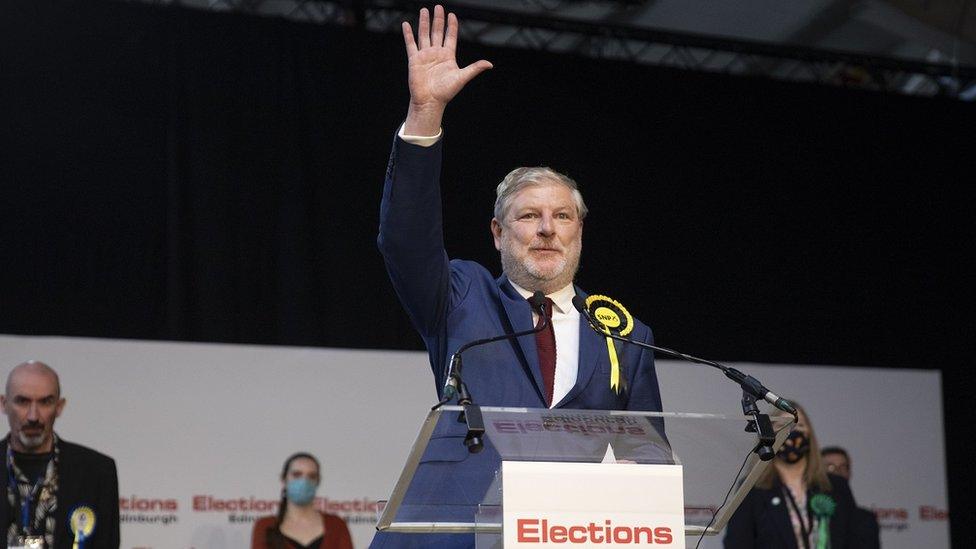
[584,295,634,395]
[69,506,96,549]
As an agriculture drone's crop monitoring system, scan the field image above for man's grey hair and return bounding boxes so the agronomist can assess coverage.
[493,167,588,221]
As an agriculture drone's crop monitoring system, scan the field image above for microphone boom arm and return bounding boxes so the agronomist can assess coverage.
[572,296,797,419]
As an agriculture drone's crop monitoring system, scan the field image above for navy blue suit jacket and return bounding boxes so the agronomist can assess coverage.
[374,136,663,548]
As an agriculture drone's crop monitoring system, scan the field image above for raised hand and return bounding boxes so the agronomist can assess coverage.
[402,5,493,135]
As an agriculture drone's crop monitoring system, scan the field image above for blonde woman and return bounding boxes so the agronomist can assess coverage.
[724,404,858,549]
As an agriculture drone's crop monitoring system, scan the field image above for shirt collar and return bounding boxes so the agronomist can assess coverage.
[508,280,578,315]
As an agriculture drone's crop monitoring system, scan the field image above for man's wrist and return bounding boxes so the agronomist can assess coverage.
[404,102,445,136]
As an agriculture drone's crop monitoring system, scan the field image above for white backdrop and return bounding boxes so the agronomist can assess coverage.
[0,334,949,548]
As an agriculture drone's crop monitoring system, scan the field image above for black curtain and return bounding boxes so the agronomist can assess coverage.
[1,1,973,542]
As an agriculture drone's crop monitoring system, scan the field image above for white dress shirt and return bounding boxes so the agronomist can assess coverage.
[508,280,581,408]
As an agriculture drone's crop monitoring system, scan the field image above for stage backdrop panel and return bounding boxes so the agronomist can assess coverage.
[0,335,947,548]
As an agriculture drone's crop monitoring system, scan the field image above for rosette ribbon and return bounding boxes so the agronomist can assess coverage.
[809,493,836,549]
[584,295,634,395]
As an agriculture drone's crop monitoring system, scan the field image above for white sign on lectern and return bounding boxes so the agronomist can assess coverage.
[502,461,685,548]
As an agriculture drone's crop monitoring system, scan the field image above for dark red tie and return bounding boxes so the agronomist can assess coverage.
[534,297,556,407]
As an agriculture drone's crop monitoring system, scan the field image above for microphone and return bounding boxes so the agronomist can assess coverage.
[439,291,550,404]
[571,295,797,417]
[438,291,550,455]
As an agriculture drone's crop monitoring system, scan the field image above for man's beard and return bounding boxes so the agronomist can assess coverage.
[500,242,580,291]
[17,425,48,450]
[17,424,47,450]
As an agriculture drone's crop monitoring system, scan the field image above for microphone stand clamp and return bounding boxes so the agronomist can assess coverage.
[457,381,485,454]
[742,391,776,461]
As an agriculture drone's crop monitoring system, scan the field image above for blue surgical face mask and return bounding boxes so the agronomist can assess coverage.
[286,478,317,505]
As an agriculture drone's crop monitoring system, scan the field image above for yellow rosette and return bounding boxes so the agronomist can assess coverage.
[584,295,633,394]
[69,506,96,549]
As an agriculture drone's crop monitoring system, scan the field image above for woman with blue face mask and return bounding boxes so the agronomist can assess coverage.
[251,453,353,549]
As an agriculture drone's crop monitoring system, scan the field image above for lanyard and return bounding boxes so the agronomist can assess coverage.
[781,484,812,549]
[6,445,50,535]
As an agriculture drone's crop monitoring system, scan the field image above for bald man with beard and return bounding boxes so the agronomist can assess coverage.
[1,361,119,549]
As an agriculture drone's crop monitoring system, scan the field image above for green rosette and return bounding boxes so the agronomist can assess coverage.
[809,493,837,549]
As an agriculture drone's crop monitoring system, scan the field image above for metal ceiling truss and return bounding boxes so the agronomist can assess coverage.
[128,0,976,98]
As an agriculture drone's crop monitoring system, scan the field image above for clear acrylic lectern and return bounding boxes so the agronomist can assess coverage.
[375,405,794,540]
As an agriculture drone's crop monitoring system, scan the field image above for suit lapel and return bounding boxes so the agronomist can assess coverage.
[53,438,73,545]
[554,315,602,408]
[496,276,546,401]
[553,286,601,408]
[769,483,800,549]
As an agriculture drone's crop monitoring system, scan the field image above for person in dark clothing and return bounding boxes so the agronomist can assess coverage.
[725,404,857,549]
[1,360,119,548]
[821,446,881,549]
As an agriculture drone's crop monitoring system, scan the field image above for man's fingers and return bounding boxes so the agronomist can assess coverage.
[417,7,431,49]
[401,21,417,56]
[431,5,446,47]
[444,12,458,51]
[458,59,493,86]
